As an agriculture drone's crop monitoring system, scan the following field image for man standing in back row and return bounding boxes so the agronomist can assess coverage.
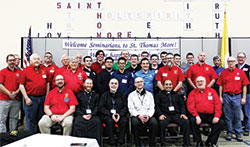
[217,56,249,141]
[236,52,250,136]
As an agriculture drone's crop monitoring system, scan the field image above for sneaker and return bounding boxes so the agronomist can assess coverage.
[243,131,249,136]
[236,136,243,142]
[225,134,232,141]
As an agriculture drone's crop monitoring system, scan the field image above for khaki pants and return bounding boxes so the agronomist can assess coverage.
[38,115,73,135]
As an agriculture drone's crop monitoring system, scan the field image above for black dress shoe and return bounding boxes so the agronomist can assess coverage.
[236,136,243,142]
[243,131,249,136]
[205,142,213,147]
[196,141,204,147]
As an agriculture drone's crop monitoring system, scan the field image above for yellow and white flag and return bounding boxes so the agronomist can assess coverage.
[221,11,229,68]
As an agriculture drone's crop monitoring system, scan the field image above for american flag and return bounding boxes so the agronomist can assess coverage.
[24,26,33,67]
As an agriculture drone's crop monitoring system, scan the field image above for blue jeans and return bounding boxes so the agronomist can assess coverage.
[223,93,242,136]
[243,94,250,132]
[23,95,45,134]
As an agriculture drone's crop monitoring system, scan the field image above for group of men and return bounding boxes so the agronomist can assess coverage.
[0,49,249,147]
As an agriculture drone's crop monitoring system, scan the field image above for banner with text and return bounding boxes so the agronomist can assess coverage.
[62,40,179,50]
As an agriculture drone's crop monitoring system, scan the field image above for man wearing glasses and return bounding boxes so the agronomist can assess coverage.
[39,74,78,135]
[217,56,249,141]
[236,52,250,136]
[155,53,185,93]
[0,54,21,133]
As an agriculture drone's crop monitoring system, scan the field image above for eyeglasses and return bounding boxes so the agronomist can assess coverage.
[8,59,15,62]
[227,60,236,63]
[45,56,52,58]
[135,81,143,83]
[55,78,64,81]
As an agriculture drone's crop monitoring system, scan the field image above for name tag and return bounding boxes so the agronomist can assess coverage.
[86,109,92,114]
[42,75,47,78]
[110,109,116,114]
[50,69,54,73]
[208,96,213,100]
[122,79,127,84]
[235,76,240,80]
[64,98,69,102]
[243,68,248,71]
[101,65,105,69]
[163,73,168,77]
[168,106,175,111]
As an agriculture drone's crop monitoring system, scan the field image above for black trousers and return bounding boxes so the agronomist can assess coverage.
[190,113,225,144]
[72,116,102,145]
[131,116,158,146]
[102,116,128,145]
[158,114,190,145]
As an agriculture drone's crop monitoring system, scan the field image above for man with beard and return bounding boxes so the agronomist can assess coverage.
[0,54,21,133]
[159,51,168,68]
[19,53,51,134]
[128,77,158,147]
[212,56,224,94]
[72,78,101,145]
[155,79,190,147]
[217,56,249,141]
[99,78,128,147]
[82,56,97,91]
[188,76,224,147]
[236,52,250,136]
[186,52,218,90]
[39,75,78,135]
[155,53,185,93]
[96,57,114,95]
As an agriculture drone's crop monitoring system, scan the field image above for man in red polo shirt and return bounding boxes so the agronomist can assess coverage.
[55,57,88,94]
[41,52,59,87]
[19,53,50,134]
[60,55,70,70]
[91,50,105,74]
[217,56,249,141]
[0,54,21,133]
[155,53,185,92]
[186,52,218,89]
[187,76,224,147]
[39,74,78,135]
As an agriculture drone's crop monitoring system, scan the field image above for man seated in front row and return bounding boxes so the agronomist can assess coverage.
[187,76,224,147]
[155,79,190,147]
[38,75,78,135]
[99,78,128,147]
[128,77,158,146]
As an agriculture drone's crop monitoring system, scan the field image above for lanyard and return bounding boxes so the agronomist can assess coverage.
[136,92,145,106]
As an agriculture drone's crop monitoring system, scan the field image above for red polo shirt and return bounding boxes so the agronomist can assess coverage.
[59,68,88,94]
[187,87,222,118]
[91,61,104,75]
[185,63,218,87]
[44,87,78,115]
[155,65,185,90]
[20,65,50,96]
[0,67,21,100]
[42,63,59,79]
[217,67,249,94]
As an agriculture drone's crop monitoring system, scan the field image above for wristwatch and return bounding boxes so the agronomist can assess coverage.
[49,114,53,118]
